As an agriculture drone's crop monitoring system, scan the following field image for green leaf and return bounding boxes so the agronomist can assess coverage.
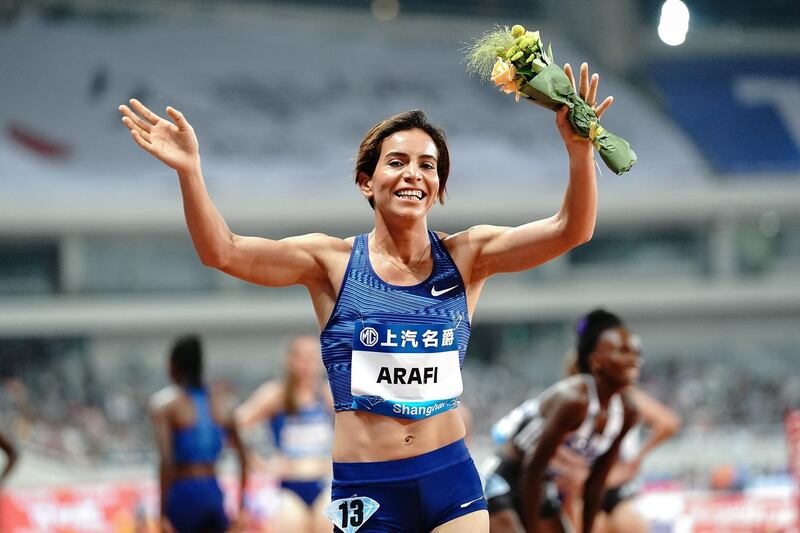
[516,66,534,77]
[531,58,547,73]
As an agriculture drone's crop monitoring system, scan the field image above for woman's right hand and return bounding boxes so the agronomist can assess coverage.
[119,99,200,173]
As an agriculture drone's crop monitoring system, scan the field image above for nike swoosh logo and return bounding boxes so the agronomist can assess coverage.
[431,285,458,297]
[460,497,484,508]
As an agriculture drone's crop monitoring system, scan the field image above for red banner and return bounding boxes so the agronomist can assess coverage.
[786,410,800,485]
[787,410,800,530]
[0,476,279,533]
[0,481,157,533]
[684,492,798,532]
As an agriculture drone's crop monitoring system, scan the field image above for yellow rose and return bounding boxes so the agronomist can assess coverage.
[491,59,516,87]
[500,79,518,93]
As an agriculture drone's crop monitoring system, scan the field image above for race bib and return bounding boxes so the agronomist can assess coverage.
[325,496,380,533]
[281,419,333,457]
[351,320,463,419]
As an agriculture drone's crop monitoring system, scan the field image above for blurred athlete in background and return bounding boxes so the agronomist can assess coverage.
[236,336,333,533]
[484,309,640,533]
[150,335,248,533]
[593,387,681,533]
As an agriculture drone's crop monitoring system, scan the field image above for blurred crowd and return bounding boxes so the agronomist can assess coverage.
[0,375,151,465]
[2,348,797,475]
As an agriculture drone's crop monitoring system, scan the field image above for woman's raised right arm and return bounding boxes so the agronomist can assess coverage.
[119,100,327,287]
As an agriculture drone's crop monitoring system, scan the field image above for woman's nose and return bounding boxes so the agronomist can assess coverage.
[403,166,423,180]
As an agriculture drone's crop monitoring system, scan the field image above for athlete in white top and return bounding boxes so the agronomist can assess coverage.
[593,387,681,533]
[484,309,641,533]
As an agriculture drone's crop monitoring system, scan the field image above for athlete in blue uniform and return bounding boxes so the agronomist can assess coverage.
[484,310,640,533]
[150,336,248,533]
[121,61,615,533]
[236,335,334,533]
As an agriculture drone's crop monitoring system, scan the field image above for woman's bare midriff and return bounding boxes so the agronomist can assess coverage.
[332,409,466,463]
[279,455,333,480]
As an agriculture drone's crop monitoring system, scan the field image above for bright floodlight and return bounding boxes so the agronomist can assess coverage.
[658,0,690,46]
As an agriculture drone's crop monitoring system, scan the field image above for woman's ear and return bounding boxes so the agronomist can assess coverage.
[357,171,373,201]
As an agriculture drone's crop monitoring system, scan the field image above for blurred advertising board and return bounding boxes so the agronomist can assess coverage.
[0,475,278,533]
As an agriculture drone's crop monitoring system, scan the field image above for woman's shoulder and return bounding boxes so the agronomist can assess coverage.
[541,378,591,426]
[149,385,180,413]
[619,388,641,428]
[288,232,356,250]
[254,379,287,403]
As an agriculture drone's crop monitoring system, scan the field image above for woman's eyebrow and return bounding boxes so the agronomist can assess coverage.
[384,150,437,161]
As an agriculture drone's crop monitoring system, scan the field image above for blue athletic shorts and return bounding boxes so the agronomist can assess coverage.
[282,477,327,507]
[329,439,487,532]
[166,477,229,533]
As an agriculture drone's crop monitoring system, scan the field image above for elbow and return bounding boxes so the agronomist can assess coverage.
[197,232,236,270]
[577,217,596,244]
[233,408,248,430]
[199,250,224,269]
[664,413,683,437]
[198,243,233,270]
[557,215,595,249]
[576,226,594,245]
[566,226,594,250]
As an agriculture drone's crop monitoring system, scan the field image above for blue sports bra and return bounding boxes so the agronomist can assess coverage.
[320,231,470,420]
[173,387,224,465]
[269,393,333,458]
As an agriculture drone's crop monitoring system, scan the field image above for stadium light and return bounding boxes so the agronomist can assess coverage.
[658,0,690,46]
[371,0,400,21]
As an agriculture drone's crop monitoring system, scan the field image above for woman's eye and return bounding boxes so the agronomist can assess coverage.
[422,163,435,170]
[389,160,403,167]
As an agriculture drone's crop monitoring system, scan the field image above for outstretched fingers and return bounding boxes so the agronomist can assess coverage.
[121,116,152,144]
[119,105,153,134]
[595,96,614,119]
[563,63,576,92]
[586,73,599,107]
[165,106,190,131]
[129,129,154,153]
[579,63,591,101]
[129,98,162,125]
[564,62,615,121]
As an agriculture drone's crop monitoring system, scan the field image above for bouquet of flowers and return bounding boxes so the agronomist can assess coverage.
[465,24,636,175]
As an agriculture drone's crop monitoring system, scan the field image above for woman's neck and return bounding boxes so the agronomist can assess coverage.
[593,376,620,407]
[290,376,317,395]
[371,216,430,263]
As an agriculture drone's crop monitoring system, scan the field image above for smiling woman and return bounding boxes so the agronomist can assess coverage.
[118,61,609,533]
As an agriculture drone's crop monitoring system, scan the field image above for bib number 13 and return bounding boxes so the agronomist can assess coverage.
[340,499,364,527]
[325,496,380,533]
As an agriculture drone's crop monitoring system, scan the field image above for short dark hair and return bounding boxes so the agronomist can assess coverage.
[355,110,450,208]
[170,335,203,388]
[575,309,624,374]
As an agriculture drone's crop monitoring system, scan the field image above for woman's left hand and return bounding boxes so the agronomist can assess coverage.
[557,62,614,153]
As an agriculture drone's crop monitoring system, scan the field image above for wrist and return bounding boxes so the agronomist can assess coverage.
[177,156,202,179]
[566,141,594,161]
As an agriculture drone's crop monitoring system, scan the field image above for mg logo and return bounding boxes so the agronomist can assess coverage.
[360,327,379,347]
